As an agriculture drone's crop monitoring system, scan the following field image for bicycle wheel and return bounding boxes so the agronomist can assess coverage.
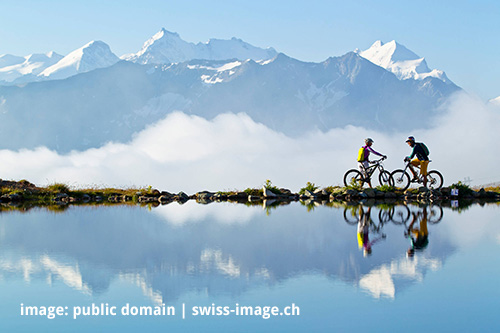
[343,206,360,225]
[378,170,394,187]
[428,205,443,224]
[390,205,411,224]
[378,207,392,223]
[391,169,411,190]
[427,170,444,189]
[343,169,364,187]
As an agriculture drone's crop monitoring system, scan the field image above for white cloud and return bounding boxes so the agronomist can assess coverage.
[151,200,261,226]
[0,92,497,193]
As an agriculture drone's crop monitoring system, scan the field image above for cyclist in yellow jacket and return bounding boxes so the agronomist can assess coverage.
[358,138,387,188]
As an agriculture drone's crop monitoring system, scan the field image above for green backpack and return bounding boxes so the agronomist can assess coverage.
[419,142,430,156]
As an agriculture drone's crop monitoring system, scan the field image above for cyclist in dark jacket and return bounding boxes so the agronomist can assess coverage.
[405,136,429,187]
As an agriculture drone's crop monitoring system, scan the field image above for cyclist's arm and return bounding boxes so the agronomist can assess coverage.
[366,146,383,157]
[408,146,417,160]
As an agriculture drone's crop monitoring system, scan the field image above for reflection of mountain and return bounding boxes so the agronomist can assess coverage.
[0,204,455,302]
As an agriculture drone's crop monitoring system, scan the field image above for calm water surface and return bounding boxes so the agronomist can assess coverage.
[0,201,499,332]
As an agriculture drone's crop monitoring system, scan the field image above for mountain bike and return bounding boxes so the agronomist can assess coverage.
[343,157,393,188]
[379,204,443,225]
[378,205,411,225]
[391,160,443,190]
[343,205,387,236]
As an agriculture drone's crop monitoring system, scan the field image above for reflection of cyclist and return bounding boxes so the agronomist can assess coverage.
[406,209,429,257]
[357,207,385,256]
[358,138,387,188]
[404,136,429,187]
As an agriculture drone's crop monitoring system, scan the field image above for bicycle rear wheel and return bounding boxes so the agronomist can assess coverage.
[391,169,410,190]
[427,170,444,189]
[378,170,394,187]
[343,169,364,187]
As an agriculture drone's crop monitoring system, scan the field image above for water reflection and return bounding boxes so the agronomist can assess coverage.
[0,202,493,305]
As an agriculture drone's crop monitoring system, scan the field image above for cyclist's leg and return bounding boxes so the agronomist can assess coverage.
[409,159,420,180]
[358,161,372,188]
[420,160,429,187]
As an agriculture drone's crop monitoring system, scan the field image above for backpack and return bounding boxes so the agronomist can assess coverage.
[419,142,430,156]
[357,146,366,162]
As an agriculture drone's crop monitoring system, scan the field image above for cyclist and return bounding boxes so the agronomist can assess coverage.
[404,136,429,187]
[357,207,385,256]
[406,209,429,257]
[358,138,387,188]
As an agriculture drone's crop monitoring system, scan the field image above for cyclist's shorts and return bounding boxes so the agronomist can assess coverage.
[411,159,429,176]
[358,161,369,177]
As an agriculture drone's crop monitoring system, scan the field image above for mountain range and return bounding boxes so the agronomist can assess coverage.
[0,29,461,152]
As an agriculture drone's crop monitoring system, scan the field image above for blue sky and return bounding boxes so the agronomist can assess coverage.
[0,0,499,100]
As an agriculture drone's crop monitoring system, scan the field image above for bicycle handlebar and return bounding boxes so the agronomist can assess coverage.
[370,156,387,164]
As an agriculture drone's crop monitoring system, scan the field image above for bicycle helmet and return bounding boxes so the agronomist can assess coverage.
[406,136,415,143]
[365,138,374,144]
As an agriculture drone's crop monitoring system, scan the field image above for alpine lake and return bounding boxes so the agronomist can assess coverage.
[0,198,499,332]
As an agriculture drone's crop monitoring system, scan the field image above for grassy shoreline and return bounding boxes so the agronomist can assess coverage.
[1,179,499,211]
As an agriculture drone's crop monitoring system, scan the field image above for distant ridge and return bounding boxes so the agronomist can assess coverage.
[121,28,278,64]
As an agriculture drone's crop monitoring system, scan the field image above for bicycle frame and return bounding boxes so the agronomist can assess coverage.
[401,160,428,182]
[361,158,386,179]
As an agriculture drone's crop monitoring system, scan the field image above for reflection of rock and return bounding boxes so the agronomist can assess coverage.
[262,199,276,208]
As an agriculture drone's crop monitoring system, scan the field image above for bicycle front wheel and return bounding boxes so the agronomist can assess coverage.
[378,170,394,187]
[427,170,444,189]
[390,205,411,224]
[343,169,364,187]
[343,206,361,225]
[428,205,443,224]
[391,169,410,190]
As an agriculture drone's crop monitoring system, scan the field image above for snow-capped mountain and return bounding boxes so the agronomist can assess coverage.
[0,52,63,83]
[39,41,119,80]
[0,52,460,152]
[0,54,25,68]
[357,40,451,84]
[0,31,464,152]
[122,28,277,64]
[489,96,500,106]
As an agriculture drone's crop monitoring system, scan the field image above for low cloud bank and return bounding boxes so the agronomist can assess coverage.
[0,92,497,193]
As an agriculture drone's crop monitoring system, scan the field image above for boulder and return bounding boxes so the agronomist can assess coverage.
[384,192,397,198]
[159,195,173,204]
[197,191,215,201]
[175,192,190,203]
[345,189,358,196]
[279,188,292,195]
[248,195,261,202]
[314,189,329,197]
[303,189,316,198]
[418,187,430,193]
[2,193,22,202]
[362,188,376,198]
[263,187,277,198]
